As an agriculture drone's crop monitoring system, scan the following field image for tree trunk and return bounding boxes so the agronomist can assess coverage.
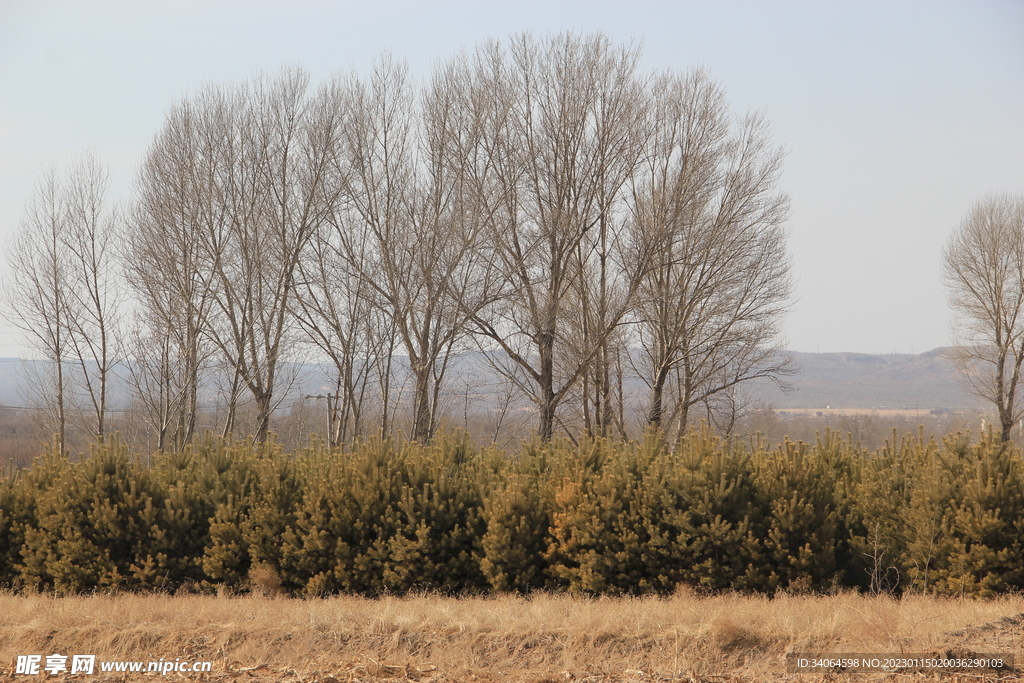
[538,331,556,441]
[647,364,671,429]
[254,390,272,445]
[412,364,433,443]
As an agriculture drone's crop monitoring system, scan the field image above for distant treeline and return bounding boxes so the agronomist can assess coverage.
[1,429,1021,597]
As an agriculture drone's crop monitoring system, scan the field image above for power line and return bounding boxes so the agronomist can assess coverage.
[0,404,140,413]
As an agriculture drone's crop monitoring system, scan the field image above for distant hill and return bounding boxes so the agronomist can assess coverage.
[0,359,27,406]
[0,348,985,412]
[750,348,982,410]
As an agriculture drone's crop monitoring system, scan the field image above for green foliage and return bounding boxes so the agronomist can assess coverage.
[848,429,1024,597]
[847,431,919,595]
[4,427,1024,596]
[153,436,259,587]
[480,443,556,592]
[545,436,683,594]
[277,434,488,595]
[917,434,1024,596]
[668,431,761,591]
[0,473,30,587]
[196,437,279,587]
[749,432,852,592]
[17,438,172,591]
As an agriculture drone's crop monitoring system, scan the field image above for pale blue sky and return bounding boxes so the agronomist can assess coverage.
[1,0,1022,357]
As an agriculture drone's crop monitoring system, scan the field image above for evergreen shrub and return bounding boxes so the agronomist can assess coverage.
[1,428,1021,596]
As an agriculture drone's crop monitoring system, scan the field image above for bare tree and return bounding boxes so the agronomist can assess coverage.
[942,194,1024,442]
[126,97,221,450]
[464,33,650,441]
[61,152,122,441]
[213,68,345,444]
[332,56,495,443]
[631,70,792,435]
[2,168,71,454]
[123,314,181,451]
[3,155,123,451]
[569,209,641,439]
[130,68,345,445]
[293,211,384,446]
[113,38,792,448]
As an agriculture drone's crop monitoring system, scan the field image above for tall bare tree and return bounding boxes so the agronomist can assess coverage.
[115,36,793,447]
[130,68,345,445]
[631,70,792,435]
[4,155,123,450]
[569,180,643,439]
[212,68,345,444]
[123,311,184,451]
[61,152,122,441]
[333,56,495,442]
[126,96,221,450]
[464,33,650,441]
[942,194,1024,442]
[293,210,384,446]
[2,168,71,454]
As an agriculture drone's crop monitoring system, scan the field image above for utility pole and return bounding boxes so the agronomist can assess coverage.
[305,394,339,449]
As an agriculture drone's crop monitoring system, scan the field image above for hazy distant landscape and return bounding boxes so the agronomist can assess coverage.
[0,347,981,415]
[751,347,980,410]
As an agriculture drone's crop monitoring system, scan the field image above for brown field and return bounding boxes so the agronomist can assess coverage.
[773,408,940,419]
[1,592,1022,682]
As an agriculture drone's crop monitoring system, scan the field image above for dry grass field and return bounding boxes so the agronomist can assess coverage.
[1,591,1022,682]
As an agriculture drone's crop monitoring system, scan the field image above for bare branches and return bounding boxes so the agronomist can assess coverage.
[2,168,71,453]
[2,154,122,451]
[942,194,1024,442]
[464,33,650,440]
[10,33,796,448]
[322,55,498,442]
[128,67,343,445]
[61,152,122,441]
[631,70,792,435]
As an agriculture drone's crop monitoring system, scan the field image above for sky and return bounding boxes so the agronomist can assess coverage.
[1,0,1022,358]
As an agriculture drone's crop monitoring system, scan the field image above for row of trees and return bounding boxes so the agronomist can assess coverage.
[2,429,1022,596]
[2,156,120,454]
[3,33,792,449]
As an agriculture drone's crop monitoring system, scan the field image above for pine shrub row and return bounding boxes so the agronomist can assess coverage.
[1,429,1022,597]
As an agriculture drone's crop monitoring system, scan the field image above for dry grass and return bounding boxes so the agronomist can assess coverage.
[1,591,1022,682]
